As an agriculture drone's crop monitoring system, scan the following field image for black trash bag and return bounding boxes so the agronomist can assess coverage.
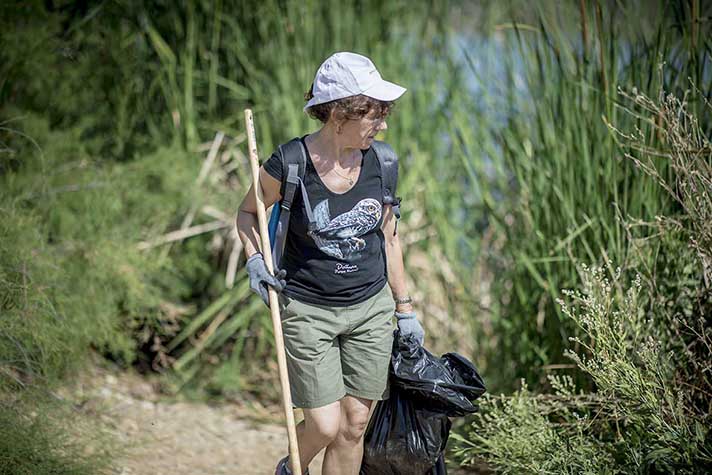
[391,334,486,417]
[428,454,447,475]
[360,332,487,475]
[359,390,450,475]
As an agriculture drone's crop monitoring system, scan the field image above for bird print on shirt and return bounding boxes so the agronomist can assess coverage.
[308,198,381,260]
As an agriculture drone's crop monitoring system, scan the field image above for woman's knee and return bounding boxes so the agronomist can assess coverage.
[303,402,341,444]
[339,397,372,442]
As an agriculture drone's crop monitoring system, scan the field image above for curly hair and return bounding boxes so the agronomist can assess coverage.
[304,83,395,123]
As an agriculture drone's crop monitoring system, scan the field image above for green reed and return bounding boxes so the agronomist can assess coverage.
[447,0,711,391]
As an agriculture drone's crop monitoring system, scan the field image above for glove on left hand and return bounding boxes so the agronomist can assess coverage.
[246,253,287,306]
[395,311,425,346]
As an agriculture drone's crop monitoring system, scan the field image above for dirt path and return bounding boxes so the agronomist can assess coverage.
[60,361,472,475]
[60,362,321,475]
[104,395,312,475]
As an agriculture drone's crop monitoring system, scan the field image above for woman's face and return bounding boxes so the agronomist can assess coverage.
[339,108,388,149]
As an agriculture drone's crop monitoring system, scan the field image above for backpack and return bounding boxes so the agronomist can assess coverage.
[267,137,401,270]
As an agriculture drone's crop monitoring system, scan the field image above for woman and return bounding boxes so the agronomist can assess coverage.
[236,51,424,475]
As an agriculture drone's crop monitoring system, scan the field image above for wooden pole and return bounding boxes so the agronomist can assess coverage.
[244,109,302,475]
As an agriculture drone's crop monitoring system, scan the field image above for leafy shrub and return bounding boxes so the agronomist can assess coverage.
[451,378,615,474]
[0,389,115,475]
[0,111,207,387]
[455,263,711,473]
[453,83,712,474]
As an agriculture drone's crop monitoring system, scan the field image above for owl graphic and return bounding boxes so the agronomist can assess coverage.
[308,198,382,260]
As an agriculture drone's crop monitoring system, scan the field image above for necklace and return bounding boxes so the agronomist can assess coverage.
[330,167,356,185]
[323,153,360,186]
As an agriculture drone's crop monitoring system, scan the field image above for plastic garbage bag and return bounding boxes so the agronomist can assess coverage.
[360,332,486,475]
[428,454,447,475]
[360,390,450,475]
[391,334,486,416]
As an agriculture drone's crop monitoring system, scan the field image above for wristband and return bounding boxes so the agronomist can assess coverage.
[394,295,413,305]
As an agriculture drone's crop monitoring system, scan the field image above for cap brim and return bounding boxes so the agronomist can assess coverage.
[303,97,320,111]
[361,78,407,102]
[302,79,407,112]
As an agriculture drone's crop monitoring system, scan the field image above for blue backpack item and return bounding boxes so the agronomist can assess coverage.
[267,137,401,270]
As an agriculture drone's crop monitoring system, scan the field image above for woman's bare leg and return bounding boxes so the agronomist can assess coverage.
[321,395,373,475]
[290,400,341,473]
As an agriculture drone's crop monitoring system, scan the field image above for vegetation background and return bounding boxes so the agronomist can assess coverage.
[1,0,710,473]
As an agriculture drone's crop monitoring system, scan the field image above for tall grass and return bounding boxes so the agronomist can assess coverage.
[446,0,711,391]
[0,388,117,475]
[452,48,712,475]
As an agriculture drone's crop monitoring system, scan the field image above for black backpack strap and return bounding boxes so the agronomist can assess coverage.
[271,138,317,268]
[371,140,401,236]
[277,139,306,212]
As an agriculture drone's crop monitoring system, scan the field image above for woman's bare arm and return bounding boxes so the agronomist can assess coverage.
[381,205,414,313]
[235,167,283,260]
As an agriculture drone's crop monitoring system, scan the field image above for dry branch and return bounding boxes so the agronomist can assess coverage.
[137,220,231,250]
[226,237,243,288]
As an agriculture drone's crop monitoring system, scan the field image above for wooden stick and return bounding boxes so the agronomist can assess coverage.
[244,109,302,475]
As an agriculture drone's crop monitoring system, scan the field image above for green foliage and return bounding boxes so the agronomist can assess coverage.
[561,265,710,471]
[0,205,103,388]
[0,109,208,387]
[0,106,214,470]
[454,68,712,475]
[450,0,712,392]
[1,1,160,159]
[452,380,615,474]
[0,389,115,475]
[455,262,711,473]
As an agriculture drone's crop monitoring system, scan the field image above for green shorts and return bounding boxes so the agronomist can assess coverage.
[277,284,396,409]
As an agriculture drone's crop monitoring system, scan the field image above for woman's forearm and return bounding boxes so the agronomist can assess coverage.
[385,235,414,313]
[235,167,282,262]
[236,208,262,259]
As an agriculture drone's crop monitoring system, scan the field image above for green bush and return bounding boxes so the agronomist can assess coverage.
[453,82,712,474]
[0,390,115,475]
[455,260,710,473]
[1,113,205,389]
[451,379,615,474]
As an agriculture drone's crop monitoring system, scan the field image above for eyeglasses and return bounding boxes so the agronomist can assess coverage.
[346,113,388,124]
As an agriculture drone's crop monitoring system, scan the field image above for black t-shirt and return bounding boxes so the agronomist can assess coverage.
[263,136,388,307]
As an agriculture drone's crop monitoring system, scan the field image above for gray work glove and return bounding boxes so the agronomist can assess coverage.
[246,253,287,306]
[395,311,425,346]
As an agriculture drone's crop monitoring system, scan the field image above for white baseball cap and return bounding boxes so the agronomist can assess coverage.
[303,52,407,111]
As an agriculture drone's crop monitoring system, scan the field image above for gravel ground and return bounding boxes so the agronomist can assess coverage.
[59,362,320,475]
[58,361,477,475]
